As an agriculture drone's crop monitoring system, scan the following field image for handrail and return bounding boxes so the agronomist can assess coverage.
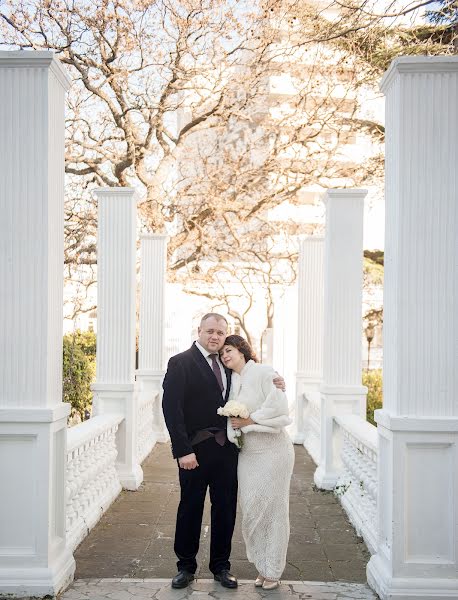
[303,390,321,465]
[66,414,124,552]
[334,414,378,554]
[137,391,159,464]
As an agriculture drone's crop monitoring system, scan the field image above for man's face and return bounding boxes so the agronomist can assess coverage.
[197,317,228,353]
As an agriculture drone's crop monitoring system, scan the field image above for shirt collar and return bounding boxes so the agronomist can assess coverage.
[195,340,219,360]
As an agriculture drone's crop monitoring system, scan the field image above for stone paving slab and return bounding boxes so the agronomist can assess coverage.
[61,579,377,600]
[74,443,371,583]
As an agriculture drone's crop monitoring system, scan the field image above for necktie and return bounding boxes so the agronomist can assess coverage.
[209,354,224,392]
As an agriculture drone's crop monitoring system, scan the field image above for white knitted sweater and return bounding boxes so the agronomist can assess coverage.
[226,360,291,444]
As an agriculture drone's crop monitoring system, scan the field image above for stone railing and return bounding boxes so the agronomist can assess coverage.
[66,414,124,552]
[303,390,321,465]
[334,414,378,554]
[136,390,159,464]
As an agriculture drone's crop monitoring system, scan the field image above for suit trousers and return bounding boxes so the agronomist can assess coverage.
[174,437,238,574]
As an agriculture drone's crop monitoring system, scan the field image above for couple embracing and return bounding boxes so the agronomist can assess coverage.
[162,313,294,591]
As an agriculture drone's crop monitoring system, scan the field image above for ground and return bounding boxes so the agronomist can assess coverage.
[64,443,378,599]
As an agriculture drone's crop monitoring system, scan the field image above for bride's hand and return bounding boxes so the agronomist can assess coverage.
[230,416,254,428]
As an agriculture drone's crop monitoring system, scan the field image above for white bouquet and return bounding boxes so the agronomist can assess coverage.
[217,401,250,449]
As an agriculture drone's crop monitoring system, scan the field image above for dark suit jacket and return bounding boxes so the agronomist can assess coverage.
[162,342,232,459]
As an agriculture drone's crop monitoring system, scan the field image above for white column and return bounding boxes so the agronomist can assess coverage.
[91,187,142,490]
[136,234,168,442]
[295,237,324,444]
[0,52,75,596]
[314,189,367,490]
[367,57,458,600]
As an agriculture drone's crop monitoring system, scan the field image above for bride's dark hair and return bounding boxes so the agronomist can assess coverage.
[223,335,258,363]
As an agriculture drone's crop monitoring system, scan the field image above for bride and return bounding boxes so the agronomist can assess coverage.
[220,335,294,590]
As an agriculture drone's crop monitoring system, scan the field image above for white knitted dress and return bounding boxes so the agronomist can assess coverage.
[227,360,294,579]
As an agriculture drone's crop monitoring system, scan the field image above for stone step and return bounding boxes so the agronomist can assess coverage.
[67,578,378,599]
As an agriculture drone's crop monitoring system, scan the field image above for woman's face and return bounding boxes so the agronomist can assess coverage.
[220,344,246,373]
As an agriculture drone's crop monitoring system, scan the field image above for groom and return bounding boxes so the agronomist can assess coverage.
[162,313,284,589]
[162,313,237,589]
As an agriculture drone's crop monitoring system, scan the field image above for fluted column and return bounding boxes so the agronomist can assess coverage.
[91,187,142,490]
[295,237,324,445]
[0,52,75,596]
[136,234,168,443]
[314,189,367,490]
[367,57,458,600]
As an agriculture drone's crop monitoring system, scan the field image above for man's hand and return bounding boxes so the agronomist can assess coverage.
[230,416,254,429]
[273,373,286,392]
[178,453,199,470]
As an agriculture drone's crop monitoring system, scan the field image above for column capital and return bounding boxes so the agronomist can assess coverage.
[94,186,136,198]
[325,188,368,202]
[0,50,72,89]
[299,235,325,243]
[140,233,169,241]
[380,55,458,93]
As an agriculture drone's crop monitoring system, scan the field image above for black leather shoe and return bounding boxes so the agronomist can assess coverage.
[214,570,238,588]
[171,570,194,589]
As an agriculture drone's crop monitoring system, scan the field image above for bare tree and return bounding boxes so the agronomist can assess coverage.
[182,219,301,346]
[1,0,265,244]
[1,0,452,323]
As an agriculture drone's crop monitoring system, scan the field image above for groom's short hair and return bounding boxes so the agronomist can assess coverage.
[200,313,228,327]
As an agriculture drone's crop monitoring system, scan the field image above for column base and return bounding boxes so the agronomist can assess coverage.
[295,374,322,446]
[117,463,143,491]
[370,412,458,600]
[367,554,458,600]
[315,384,368,490]
[135,371,169,443]
[0,548,75,598]
[92,384,144,491]
[0,405,75,597]
[313,465,339,490]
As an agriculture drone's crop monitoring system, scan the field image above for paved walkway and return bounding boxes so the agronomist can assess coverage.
[69,442,376,599]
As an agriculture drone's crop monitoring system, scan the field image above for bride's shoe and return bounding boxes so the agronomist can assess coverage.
[254,575,265,587]
[262,578,280,590]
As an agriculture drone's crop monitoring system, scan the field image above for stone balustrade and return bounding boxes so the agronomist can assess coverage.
[136,390,160,464]
[66,415,124,552]
[302,390,321,466]
[334,415,378,554]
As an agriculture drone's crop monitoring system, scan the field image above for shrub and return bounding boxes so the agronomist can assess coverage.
[363,368,383,426]
[63,330,96,421]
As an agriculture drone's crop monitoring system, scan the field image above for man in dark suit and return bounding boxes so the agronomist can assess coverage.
[162,313,237,589]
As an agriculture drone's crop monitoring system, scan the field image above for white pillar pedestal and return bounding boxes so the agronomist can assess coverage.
[314,189,367,490]
[367,57,458,600]
[136,234,168,442]
[0,52,75,596]
[91,187,142,491]
[295,237,324,444]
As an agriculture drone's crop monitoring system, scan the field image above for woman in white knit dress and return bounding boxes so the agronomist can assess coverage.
[220,335,294,590]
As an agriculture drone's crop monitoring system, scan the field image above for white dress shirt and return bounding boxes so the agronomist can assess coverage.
[195,340,227,396]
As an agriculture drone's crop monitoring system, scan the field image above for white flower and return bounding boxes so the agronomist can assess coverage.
[217,400,250,419]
